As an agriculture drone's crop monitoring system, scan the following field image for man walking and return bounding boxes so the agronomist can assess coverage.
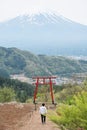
[39,103,47,124]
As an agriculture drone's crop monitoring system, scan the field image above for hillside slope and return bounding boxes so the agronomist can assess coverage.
[0,47,87,77]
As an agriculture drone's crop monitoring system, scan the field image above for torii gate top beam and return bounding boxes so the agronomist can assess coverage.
[32,76,56,79]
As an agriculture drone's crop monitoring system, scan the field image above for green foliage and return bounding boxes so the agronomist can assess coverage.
[26,98,33,103]
[55,83,82,104]
[17,90,27,102]
[83,78,87,91]
[4,55,26,69]
[0,68,9,78]
[0,87,16,102]
[0,76,35,102]
[53,84,64,93]
[38,55,84,76]
[36,85,51,102]
[1,47,87,77]
[49,91,87,130]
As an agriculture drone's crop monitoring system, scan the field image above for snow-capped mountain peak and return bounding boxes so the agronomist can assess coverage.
[0,12,87,56]
[11,12,72,25]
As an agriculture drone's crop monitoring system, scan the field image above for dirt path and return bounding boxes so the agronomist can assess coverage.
[18,110,60,130]
[0,103,61,130]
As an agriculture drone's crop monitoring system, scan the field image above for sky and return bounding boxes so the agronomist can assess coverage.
[0,0,87,25]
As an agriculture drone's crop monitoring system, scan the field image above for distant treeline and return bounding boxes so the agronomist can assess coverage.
[0,76,35,102]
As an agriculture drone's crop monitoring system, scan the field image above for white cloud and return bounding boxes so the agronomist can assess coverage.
[0,0,87,25]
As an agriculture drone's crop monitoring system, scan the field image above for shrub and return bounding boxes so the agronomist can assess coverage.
[49,91,87,130]
[0,87,16,102]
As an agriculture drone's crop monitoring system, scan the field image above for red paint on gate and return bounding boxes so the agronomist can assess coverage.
[32,76,56,104]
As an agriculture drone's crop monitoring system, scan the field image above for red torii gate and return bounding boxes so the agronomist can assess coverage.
[32,76,56,104]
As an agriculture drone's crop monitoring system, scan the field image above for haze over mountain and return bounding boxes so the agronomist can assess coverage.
[0,12,87,56]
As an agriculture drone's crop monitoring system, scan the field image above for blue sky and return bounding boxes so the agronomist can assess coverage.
[0,0,87,25]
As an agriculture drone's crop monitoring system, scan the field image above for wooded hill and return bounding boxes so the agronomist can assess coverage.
[0,46,87,78]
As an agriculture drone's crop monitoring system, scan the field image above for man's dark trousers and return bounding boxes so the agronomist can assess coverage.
[41,114,46,123]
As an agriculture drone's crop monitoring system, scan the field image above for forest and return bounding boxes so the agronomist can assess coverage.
[0,76,35,102]
[1,47,87,78]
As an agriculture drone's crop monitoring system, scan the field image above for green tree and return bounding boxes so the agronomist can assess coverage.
[49,91,87,130]
[55,84,82,104]
[0,87,16,102]
[17,90,27,102]
[37,85,51,102]
[0,77,35,102]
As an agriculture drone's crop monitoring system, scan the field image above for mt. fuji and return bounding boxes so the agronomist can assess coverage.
[0,12,87,56]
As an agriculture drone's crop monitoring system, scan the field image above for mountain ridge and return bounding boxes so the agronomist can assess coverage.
[0,47,87,78]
